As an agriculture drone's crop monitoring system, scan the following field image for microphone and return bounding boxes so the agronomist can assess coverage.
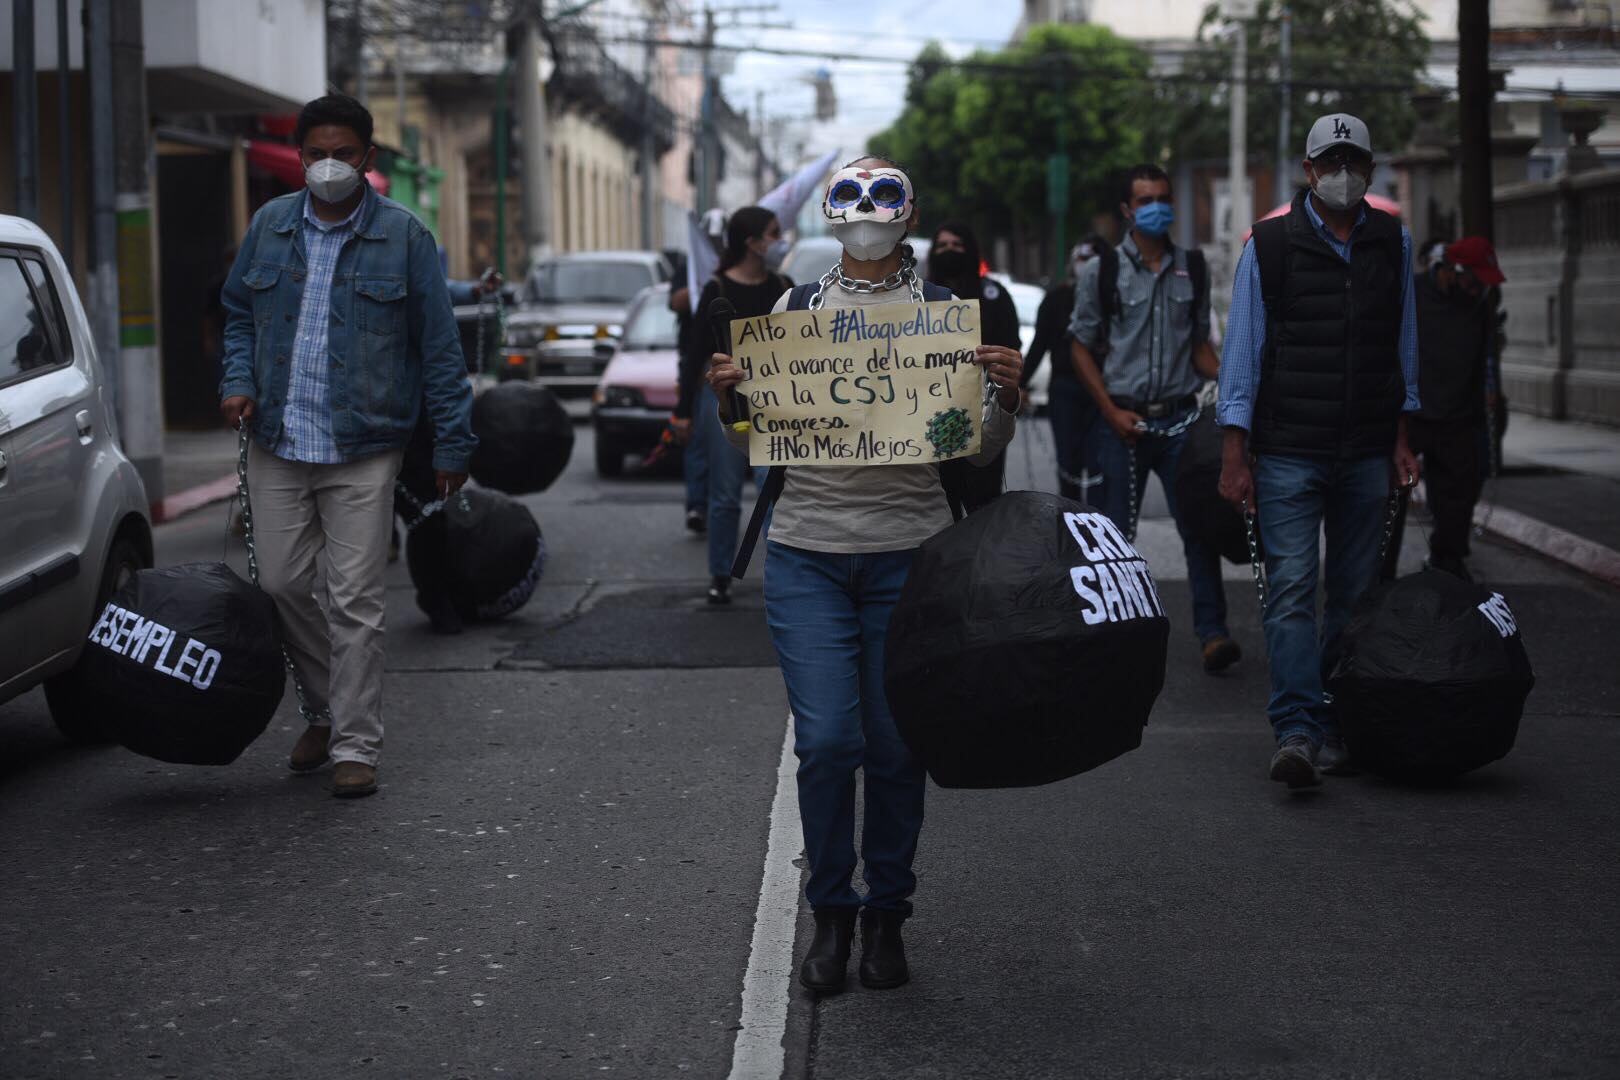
[706,296,752,433]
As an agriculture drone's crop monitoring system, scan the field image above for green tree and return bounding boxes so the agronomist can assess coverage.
[1156,0,1430,167]
[869,25,1155,243]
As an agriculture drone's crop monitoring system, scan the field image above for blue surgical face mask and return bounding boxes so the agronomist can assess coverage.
[1132,201,1175,237]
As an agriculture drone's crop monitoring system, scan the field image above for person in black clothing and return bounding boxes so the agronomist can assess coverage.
[1021,235,1108,499]
[925,221,1020,507]
[677,206,793,604]
[1408,236,1504,580]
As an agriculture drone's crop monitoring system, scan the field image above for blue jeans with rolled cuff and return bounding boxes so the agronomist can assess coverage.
[1087,413,1230,645]
[1252,452,1390,747]
[763,541,926,917]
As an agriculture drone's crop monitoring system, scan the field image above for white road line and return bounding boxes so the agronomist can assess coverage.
[727,714,802,1080]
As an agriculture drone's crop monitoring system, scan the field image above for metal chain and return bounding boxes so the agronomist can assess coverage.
[1374,485,1404,568]
[1244,508,1268,612]
[808,246,921,310]
[235,424,323,725]
[1118,405,1202,542]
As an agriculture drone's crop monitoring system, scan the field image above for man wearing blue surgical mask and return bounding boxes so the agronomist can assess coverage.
[1069,163,1237,677]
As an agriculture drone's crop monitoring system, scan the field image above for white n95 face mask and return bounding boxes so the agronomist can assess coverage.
[1312,168,1367,212]
[306,158,362,204]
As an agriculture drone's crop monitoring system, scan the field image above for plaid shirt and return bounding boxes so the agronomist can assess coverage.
[276,191,364,464]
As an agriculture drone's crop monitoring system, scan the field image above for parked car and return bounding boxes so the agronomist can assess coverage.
[0,214,153,740]
[990,274,1048,411]
[591,284,681,477]
[503,251,671,414]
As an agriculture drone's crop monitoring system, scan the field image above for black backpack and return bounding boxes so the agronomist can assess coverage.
[730,278,972,578]
[1092,245,1208,361]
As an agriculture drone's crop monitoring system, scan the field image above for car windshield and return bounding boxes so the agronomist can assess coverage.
[526,260,651,305]
[621,293,680,350]
[1005,283,1043,326]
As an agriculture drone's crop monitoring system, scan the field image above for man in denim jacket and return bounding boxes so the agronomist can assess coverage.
[220,95,475,798]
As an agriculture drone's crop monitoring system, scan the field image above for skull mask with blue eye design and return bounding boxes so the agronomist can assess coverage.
[822,166,915,227]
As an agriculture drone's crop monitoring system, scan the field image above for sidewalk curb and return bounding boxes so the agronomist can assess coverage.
[151,474,237,524]
[1473,499,1620,588]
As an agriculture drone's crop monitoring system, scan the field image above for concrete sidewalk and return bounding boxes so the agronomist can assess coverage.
[152,428,240,523]
[1467,412,1620,586]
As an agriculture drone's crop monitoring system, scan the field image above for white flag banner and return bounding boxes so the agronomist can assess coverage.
[686,210,720,315]
[757,148,841,232]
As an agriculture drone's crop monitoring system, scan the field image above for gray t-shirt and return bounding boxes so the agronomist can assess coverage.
[718,282,1017,554]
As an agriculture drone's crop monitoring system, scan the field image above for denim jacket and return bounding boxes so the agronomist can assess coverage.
[220,190,476,473]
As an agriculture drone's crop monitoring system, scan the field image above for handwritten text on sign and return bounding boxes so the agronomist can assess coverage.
[730,299,983,467]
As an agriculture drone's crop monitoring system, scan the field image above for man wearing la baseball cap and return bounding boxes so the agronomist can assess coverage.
[1401,235,1505,581]
[1215,112,1423,791]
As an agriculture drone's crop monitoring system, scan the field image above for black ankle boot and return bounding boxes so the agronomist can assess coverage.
[858,909,910,989]
[799,908,857,993]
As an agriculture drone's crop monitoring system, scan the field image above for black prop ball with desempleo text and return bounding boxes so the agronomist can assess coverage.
[884,490,1169,789]
[470,382,575,495]
[407,487,545,623]
[1326,569,1534,781]
[78,562,286,766]
[1174,410,1254,565]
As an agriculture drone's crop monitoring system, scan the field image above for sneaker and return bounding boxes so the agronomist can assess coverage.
[1318,736,1359,776]
[1201,636,1242,674]
[685,509,707,535]
[707,576,732,606]
[1269,735,1322,790]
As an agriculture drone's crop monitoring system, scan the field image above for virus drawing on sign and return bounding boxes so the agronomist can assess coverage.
[924,407,972,458]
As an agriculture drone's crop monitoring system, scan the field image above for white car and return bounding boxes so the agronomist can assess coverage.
[0,214,153,740]
[991,275,1047,410]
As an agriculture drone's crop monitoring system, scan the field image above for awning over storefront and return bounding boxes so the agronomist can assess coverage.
[245,139,390,196]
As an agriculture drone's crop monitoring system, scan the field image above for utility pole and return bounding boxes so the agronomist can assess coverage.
[516,10,554,261]
[1274,5,1293,206]
[1225,0,1255,271]
[13,0,40,223]
[1457,0,1494,240]
[640,30,658,250]
[84,0,121,425]
[111,0,164,500]
[697,8,719,215]
[57,0,73,264]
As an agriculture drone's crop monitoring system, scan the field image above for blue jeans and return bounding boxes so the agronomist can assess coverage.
[696,385,766,578]
[683,409,709,515]
[1088,414,1229,643]
[1047,378,1097,502]
[1252,453,1390,746]
[763,542,926,916]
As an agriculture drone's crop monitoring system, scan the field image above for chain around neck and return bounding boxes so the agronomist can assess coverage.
[808,246,924,310]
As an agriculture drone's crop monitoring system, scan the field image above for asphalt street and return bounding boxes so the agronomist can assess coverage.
[2,418,1616,1079]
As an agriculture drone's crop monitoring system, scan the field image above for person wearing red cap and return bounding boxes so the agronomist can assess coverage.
[1408,236,1505,580]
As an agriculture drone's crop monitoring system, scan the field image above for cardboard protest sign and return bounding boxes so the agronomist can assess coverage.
[729,299,984,467]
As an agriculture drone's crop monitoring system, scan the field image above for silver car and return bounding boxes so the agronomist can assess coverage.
[0,214,153,740]
[502,251,671,413]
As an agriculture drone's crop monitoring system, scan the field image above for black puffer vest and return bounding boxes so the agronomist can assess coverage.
[1251,189,1405,459]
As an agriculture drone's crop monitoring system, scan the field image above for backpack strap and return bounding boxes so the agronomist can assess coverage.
[920,280,953,303]
[731,464,785,579]
[1186,247,1209,348]
[786,282,818,311]
[938,459,968,522]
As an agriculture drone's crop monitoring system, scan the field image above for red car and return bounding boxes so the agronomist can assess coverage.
[590,284,682,476]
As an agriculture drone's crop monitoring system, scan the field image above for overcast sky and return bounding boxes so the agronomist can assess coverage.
[713,1,1024,171]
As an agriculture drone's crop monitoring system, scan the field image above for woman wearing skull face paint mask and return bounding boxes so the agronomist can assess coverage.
[708,156,1023,994]
[926,222,1023,509]
[677,207,793,605]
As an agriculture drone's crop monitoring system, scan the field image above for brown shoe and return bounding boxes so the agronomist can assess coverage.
[1202,636,1242,674]
[332,761,378,798]
[288,725,332,772]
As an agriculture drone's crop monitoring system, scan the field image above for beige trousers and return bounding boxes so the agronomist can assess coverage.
[247,442,404,766]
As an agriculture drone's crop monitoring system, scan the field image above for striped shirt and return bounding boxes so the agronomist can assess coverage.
[277,191,364,464]
[1217,196,1420,432]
